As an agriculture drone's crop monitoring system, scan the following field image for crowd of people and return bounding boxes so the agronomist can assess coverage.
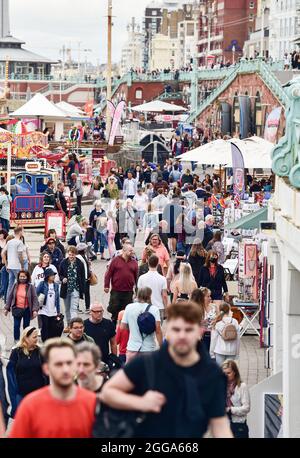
[0,151,264,439]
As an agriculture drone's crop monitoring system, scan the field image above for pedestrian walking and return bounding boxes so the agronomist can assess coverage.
[191,287,216,353]
[36,268,62,342]
[0,187,11,233]
[70,173,83,215]
[76,342,105,393]
[9,339,97,438]
[173,262,197,302]
[210,302,240,366]
[84,303,117,365]
[59,247,85,331]
[198,251,229,303]
[4,271,39,343]
[104,244,138,325]
[222,360,250,438]
[6,327,47,417]
[2,226,25,295]
[137,255,168,323]
[31,252,58,288]
[100,302,232,438]
[142,234,170,275]
[43,181,56,213]
[121,287,163,363]
[66,317,95,346]
[43,237,64,271]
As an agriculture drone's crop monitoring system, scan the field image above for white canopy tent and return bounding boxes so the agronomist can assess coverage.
[178,136,273,169]
[56,101,85,117]
[11,93,70,141]
[132,100,187,113]
[11,93,67,119]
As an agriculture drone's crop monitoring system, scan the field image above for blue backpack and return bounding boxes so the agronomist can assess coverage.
[137,304,156,337]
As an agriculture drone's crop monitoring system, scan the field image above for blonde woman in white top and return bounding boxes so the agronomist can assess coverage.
[173,262,197,302]
[222,360,250,438]
[210,302,240,365]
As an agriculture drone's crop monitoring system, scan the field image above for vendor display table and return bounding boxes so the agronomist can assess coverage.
[233,299,260,337]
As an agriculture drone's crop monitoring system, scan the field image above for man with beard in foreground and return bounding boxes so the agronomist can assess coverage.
[100,302,233,438]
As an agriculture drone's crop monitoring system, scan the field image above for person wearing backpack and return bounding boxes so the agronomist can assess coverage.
[121,287,163,363]
[210,302,240,366]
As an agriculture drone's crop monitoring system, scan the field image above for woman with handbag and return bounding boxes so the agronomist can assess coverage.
[4,271,39,344]
[36,268,63,342]
[222,360,250,438]
[7,327,48,418]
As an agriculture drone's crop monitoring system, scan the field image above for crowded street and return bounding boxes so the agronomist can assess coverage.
[0,0,300,445]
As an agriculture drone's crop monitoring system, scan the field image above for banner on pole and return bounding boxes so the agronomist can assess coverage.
[108,100,125,146]
[231,142,245,202]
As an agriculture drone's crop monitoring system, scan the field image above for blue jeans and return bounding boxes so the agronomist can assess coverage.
[0,218,10,233]
[64,290,80,325]
[0,266,9,300]
[8,269,20,296]
[13,307,31,341]
[94,230,107,254]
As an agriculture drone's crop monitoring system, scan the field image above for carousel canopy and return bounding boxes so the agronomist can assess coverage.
[11,93,67,119]
[178,136,273,169]
[132,100,187,113]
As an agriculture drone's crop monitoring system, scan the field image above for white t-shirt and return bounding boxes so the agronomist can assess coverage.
[3,239,24,270]
[133,194,148,211]
[39,283,57,317]
[122,302,160,352]
[31,264,58,288]
[137,271,167,310]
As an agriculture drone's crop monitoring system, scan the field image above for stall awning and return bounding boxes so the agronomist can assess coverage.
[224,207,268,231]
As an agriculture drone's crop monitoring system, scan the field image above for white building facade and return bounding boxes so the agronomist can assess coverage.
[120,18,144,75]
[269,0,300,60]
[150,33,180,70]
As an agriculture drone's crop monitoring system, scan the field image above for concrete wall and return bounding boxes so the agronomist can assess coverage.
[248,372,282,438]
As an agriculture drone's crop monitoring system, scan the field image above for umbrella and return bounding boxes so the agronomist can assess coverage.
[178,137,273,169]
[132,100,187,113]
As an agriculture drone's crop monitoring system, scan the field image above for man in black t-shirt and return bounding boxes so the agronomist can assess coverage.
[100,302,232,438]
[84,303,117,364]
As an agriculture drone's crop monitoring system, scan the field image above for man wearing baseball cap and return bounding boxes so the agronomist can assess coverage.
[44,238,64,271]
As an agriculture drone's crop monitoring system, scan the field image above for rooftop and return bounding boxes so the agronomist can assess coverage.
[0,35,55,63]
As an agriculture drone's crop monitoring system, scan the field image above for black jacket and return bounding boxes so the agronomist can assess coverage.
[59,258,85,299]
[198,265,228,300]
[44,187,56,209]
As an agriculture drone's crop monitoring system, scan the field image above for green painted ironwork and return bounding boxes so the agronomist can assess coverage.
[272,77,300,189]
[187,59,288,123]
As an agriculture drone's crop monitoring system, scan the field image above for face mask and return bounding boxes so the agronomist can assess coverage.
[210,258,217,264]
[19,279,27,284]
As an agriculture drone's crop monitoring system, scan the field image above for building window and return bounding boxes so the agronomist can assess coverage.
[152,11,157,16]
[135,88,143,99]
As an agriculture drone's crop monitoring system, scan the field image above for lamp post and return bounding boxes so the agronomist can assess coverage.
[106,0,113,141]
[232,45,236,65]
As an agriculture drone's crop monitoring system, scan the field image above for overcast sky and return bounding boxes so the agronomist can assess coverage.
[10,0,152,64]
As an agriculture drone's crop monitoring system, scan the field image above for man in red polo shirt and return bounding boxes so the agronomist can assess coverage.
[104,244,138,326]
[9,339,96,438]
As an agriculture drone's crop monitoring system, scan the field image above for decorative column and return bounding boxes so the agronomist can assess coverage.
[269,241,283,373]
[282,261,300,437]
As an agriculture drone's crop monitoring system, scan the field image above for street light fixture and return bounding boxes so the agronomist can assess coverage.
[232,45,236,65]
